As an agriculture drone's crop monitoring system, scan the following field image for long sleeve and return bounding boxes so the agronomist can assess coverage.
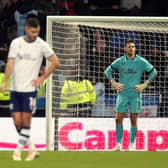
[105,65,114,80]
[148,68,157,82]
[105,58,120,80]
[142,57,157,82]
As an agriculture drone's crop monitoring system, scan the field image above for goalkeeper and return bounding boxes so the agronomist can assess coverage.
[105,39,157,151]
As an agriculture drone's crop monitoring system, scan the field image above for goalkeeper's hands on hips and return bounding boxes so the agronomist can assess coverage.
[110,79,124,92]
[134,80,150,93]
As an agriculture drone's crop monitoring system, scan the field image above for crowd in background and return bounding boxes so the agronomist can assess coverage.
[0,0,168,59]
[0,0,168,117]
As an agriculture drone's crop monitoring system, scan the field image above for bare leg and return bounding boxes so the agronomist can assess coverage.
[130,113,138,128]
[21,112,32,127]
[12,112,22,133]
[116,112,125,126]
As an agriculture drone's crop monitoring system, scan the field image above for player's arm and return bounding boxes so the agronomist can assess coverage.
[135,67,157,93]
[105,62,124,92]
[32,54,60,86]
[42,54,59,79]
[1,39,16,92]
[1,58,15,93]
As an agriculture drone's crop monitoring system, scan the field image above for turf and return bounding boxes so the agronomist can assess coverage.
[0,151,168,168]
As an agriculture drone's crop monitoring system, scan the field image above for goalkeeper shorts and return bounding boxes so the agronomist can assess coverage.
[115,92,142,113]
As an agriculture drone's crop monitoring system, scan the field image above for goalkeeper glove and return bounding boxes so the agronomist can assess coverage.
[134,80,150,93]
[111,79,124,92]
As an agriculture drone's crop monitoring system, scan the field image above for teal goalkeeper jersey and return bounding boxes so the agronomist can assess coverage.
[105,54,157,94]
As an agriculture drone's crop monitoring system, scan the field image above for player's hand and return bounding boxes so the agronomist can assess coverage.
[32,76,45,87]
[111,79,124,92]
[1,82,9,93]
[134,80,149,93]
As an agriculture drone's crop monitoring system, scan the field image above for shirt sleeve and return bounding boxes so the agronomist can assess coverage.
[104,59,120,80]
[148,68,157,82]
[143,58,157,82]
[8,40,17,59]
[42,41,55,58]
[143,59,153,72]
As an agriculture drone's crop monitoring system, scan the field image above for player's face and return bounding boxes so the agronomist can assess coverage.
[25,26,40,41]
[124,42,136,57]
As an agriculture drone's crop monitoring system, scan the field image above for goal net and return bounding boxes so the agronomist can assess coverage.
[46,16,168,151]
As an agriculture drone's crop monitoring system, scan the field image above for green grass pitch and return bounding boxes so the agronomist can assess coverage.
[0,151,168,168]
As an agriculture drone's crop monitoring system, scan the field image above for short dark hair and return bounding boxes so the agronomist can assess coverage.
[25,17,40,28]
[125,39,136,47]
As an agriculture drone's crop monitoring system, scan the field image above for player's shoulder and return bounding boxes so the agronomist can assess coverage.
[116,56,125,62]
[36,37,49,46]
[111,56,124,66]
[136,54,148,62]
[36,37,46,43]
[11,36,24,44]
[36,36,44,42]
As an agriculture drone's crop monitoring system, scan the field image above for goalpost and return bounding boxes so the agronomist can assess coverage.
[46,16,168,151]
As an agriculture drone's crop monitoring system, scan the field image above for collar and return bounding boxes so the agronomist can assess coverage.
[124,54,137,61]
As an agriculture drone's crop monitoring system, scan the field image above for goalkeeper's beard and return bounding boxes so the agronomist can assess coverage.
[126,52,135,58]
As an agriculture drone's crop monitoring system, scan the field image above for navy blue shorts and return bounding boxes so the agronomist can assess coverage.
[10,91,37,113]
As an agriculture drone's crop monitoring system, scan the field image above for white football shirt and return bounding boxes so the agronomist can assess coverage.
[8,36,55,92]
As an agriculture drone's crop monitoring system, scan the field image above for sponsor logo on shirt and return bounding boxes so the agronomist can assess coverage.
[17,53,36,61]
[122,68,137,74]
